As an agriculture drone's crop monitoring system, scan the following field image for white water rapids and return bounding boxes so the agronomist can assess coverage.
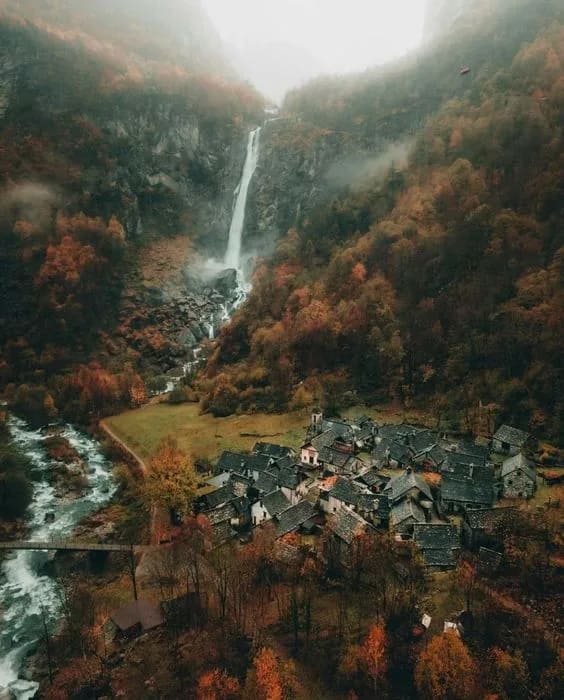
[0,417,116,699]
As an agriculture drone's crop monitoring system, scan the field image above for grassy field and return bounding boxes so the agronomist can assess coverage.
[104,401,432,464]
[104,403,310,462]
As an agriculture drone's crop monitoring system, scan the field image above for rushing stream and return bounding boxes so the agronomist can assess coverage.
[0,417,116,699]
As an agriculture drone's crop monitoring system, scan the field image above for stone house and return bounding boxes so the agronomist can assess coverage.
[461,507,515,550]
[251,489,291,527]
[325,506,372,569]
[492,425,531,456]
[390,499,426,534]
[500,453,537,499]
[413,523,460,569]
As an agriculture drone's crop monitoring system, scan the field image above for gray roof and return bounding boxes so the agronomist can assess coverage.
[276,500,316,537]
[319,446,355,470]
[307,430,337,452]
[413,524,460,550]
[355,470,390,491]
[494,424,530,447]
[262,490,291,518]
[322,418,354,439]
[420,548,457,568]
[356,493,391,519]
[390,499,426,527]
[426,445,447,466]
[501,453,536,483]
[111,599,164,632]
[328,507,370,545]
[278,467,301,490]
[386,471,433,503]
[329,477,361,506]
[203,502,237,525]
[388,442,414,465]
[409,430,438,455]
[216,451,249,473]
[202,483,235,509]
[253,442,293,459]
[464,507,516,530]
[255,471,279,494]
[441,475,494,506]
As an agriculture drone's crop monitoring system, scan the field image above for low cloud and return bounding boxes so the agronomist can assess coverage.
[325,140,414,192]
[0,182,59,229]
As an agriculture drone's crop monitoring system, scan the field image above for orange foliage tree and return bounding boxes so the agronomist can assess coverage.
[244,647,300,700]
[142,437,197,514]
[415,632,477,700]
[341,624,387,694]
[196,668,240,700]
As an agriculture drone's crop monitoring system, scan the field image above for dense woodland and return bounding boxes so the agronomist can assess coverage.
[203,4,564,443]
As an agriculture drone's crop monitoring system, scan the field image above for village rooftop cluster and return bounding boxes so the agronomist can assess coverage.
[189,411,540,572]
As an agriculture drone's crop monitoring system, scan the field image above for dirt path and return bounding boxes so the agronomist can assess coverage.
[99,420,164,551]
[99,419,148,475]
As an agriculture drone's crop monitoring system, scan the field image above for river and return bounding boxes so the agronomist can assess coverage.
[0,417,116,699]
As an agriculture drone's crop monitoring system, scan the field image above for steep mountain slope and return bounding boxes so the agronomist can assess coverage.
[0,4,263,422]
[202,0,564,442]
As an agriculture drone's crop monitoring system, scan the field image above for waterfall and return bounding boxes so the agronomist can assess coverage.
[224,126,261,271]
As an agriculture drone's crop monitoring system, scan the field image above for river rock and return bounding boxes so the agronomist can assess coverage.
[212,268,238,297]
[177,327,197,347]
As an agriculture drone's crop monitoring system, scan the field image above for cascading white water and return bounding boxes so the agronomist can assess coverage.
[0,417,116,699]
[224,126,261,271]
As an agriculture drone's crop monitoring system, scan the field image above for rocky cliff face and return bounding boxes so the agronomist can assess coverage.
[243,118,366,259]
[0,21,257,257]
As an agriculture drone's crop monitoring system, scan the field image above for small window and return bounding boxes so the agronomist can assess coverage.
[507,479,513,486]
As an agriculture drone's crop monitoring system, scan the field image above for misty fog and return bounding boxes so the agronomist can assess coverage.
[203,0,426,102]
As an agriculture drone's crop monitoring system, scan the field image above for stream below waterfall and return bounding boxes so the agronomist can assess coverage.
[0,418,116,699]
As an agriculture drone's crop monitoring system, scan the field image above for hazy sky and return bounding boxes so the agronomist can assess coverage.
[203,0,427,103]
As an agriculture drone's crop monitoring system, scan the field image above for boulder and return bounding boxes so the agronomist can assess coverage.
[212,268,238,297]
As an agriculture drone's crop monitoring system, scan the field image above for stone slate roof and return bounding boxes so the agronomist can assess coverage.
[413,524,460,568]
[426,445,447,466]
[410,430,438,455]
[465,506,516,530]
[388,442,414,465]
[245,453,275,473]
[275,455,295,471]
[212,519,234,544]
[319,446,358,471]
[501,453,536,483]
[253,442,293,460]
[322,418,354,439]
[276,500,316,537]
[307,430,338,452]
[262,490,291,518]
[494,424,530,447]
[378,424,403,441]
[329,477,361,506]
[413,524,460,550]
[390,499,426,527]
[216,451,249,473]
[356,493,391,519]
[203,483,235,509]
[420,548,457,568]
[111,599,164,633]
[203,502,237,526]
[446,450,487,468]
[278,467,300,490]
[386,471,433,503]
[372,437,392,463]
[441,474,494,506]
[255,471,279,494]
[355,470,390,491]
[328,507,370,545]
[456,442,490,460]
[396,424,426,439]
